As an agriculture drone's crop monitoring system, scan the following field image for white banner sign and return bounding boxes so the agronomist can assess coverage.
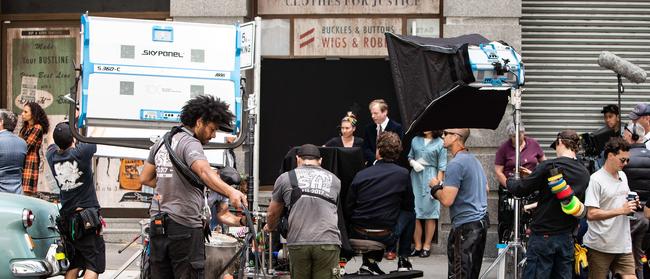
[294,18,402,57]
[240,21,255,70]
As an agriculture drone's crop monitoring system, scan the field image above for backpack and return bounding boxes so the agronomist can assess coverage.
[277,169,337,239]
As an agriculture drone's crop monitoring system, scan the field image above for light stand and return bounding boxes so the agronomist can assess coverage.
[480,87,526,279]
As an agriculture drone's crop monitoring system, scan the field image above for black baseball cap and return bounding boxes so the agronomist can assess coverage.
[297,144,321,159]
[550,130,580,149]
[53,122,74,149]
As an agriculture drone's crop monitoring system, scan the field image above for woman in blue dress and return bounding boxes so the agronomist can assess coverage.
[408,130,447,257]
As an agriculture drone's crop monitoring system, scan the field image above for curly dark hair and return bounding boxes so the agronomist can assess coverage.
[377,132,402,161]
[180,95,234,129]
[23,102,49,132]
[603,137,631,158]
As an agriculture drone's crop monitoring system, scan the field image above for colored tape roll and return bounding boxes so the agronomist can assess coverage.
[573,202,586,218]
[548,178,564,187]
[562,196,579,214]
[551,181,568,193]
[548,173,563,182]
[567,200,582,216]
[556,186,574,200]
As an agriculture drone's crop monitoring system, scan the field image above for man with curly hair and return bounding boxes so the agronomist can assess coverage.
[140,95,247,279]
[347,132,415,275]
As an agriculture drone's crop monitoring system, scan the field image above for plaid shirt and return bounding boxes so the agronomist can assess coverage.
[19,124,44,194]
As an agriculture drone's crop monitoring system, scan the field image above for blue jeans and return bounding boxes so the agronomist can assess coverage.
[387,210,416,257]
[524,232,574,279]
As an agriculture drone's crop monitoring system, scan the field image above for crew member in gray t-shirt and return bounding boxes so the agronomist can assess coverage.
[140,96,246,279]
[264,144,342,279]
[584,138,637,278]
[431,128,488,279]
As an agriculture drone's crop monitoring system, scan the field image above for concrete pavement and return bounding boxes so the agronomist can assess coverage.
[54,243,504,278]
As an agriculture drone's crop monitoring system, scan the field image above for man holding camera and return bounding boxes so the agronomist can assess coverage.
[507,130,590,279]
[584,137,637,279]
[139,96,247,279]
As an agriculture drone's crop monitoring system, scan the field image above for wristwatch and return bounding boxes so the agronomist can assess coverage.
[430,184,443,199]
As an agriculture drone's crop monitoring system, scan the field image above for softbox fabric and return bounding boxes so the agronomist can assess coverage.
[385,33,510,134]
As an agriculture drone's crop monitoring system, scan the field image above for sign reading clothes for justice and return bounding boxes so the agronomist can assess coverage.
[294,18,402,57]
[259,0,439,14]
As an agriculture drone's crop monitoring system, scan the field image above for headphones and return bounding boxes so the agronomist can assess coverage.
[627,122,640,142]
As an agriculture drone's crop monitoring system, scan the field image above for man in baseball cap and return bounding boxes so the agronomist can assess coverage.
[629,103,650,149]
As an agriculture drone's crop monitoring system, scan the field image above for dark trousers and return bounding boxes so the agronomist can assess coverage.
[350,227,396,264]
[387,210,417,257]
[498,188,514,243]
[351,210,415,263]
[631,211,649,279]
[447,216,489,279]
[523,232,574,279]
[150,217,205,279]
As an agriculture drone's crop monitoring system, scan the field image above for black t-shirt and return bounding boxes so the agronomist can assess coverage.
[324,136,364,148]
[507,156,590,234]
[46,143,99,216]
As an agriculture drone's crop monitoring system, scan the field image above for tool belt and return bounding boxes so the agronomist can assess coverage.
[149,212,168,237]
[353,226,392,237]
[56,208,102,242]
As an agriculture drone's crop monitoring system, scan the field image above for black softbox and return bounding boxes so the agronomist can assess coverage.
[385,33,511,135]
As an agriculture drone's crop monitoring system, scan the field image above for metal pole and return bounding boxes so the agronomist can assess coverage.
[252,16,262,211]
[512,88,521,277]
[618,74,623,137]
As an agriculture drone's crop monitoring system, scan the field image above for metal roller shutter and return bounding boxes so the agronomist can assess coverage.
[521,0,650,156]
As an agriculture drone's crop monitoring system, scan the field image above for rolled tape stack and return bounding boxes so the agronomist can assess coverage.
[548,168,586,218]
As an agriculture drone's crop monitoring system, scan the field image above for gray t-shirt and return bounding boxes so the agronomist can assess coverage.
[147,128,207,228]
[584,168,632,253]
[272,165,341,246]
[443,152,488,228]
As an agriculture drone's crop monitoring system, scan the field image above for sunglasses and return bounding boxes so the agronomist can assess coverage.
[443,131,460,137]
[618,157,630,164]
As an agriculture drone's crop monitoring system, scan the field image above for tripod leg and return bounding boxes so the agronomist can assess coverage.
[480,243,514,279]
[109,249,142,279]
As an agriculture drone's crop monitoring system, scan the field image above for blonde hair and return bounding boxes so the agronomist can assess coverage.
[369,99,388,112]
[341,111,358,127]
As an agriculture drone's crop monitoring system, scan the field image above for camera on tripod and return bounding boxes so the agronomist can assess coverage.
[579,126,616,173]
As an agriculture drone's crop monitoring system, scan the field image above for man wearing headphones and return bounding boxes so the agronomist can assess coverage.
[623,121,650,278]
[629,103,650,149]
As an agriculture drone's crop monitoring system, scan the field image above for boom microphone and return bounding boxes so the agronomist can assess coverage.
[598,51,647,83]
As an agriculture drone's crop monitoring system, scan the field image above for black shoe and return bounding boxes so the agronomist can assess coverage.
[359,262,386,275]
[419,249,431,258]
[409,249,421,257]
[397,257,412,272]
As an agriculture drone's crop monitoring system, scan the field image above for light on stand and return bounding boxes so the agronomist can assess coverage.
[470,41,526,279]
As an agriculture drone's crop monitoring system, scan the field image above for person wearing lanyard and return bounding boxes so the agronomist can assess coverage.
[431,128,489,279]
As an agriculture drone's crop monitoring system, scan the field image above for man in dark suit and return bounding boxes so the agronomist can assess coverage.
[363,99,404,166]
[347,132,415,275]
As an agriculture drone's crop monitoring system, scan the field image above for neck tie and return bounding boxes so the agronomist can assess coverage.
[377,124,383,138]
